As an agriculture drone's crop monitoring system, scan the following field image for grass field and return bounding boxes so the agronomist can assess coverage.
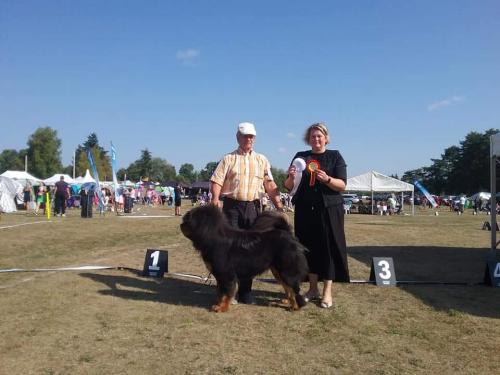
[1,203,499,374]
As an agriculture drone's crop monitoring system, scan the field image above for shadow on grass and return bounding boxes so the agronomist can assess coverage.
[79,271,289,311]
[349,245,500,319]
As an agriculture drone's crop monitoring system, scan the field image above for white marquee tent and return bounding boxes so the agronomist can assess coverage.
[346,170,415,214]
[0,170,42,186]
[44,174,76,185]
[74,169,96,184]
[0,176,23,213]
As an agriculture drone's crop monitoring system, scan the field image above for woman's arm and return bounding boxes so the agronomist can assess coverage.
[316,169,346,192]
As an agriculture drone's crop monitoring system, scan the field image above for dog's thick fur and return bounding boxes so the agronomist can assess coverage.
[180,205,308,312]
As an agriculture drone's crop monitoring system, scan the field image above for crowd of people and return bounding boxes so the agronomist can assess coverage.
[19,177,186,217]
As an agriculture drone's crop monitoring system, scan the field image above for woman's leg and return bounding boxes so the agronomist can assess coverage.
[322,280,333,305]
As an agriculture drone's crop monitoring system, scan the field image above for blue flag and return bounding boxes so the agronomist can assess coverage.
[111,142,120,202]
[414,180,438,208]
[86,148,105,212]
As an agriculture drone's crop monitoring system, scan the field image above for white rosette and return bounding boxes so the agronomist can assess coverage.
[290,158,306,196]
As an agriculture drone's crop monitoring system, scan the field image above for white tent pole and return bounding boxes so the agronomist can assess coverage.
[490,151,496,258]
[371,171,374,214]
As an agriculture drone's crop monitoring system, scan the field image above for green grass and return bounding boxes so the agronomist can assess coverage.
[0,204,499,374]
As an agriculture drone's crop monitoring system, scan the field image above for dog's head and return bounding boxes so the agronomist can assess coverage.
[180,204,225,242]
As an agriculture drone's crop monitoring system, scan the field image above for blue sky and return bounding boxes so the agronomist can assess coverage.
[1,0,499,178]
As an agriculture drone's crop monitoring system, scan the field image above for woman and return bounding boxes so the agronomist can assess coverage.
[35,182,46,215]
[23,182,33,213]
[174,184,182,216]
[284,123,349,308]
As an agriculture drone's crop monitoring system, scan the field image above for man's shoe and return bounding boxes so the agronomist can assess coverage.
[237,293,255,305]
[61,214,66,217]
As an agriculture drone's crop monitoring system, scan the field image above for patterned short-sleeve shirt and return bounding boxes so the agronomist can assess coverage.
[210,149,274,202]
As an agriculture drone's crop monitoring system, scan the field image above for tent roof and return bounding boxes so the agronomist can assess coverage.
[43,174,76,185]
[346,171,414,192]
[0,170,42,185]
[74,169,96,183]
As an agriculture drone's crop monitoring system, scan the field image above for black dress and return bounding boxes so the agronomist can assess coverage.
[291,150,350,282]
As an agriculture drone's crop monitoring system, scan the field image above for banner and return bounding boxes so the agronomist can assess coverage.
[414,180,437,208]
[111,142,120,202]
[86,148,105,212]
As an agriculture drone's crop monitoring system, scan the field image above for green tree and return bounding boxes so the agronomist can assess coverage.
[450,130,495,194]
[179,163,197,183]
[26,127,63,178]
[198,162,218,181]
[0,149,24,172]
[138,149,152,180]
[401,168,425,184]
[150,157,176,182]
[402,129,499,195]
[74,133,111,179]
[271,167,287,192]
[117,168,128,181]
[424,146,460,194]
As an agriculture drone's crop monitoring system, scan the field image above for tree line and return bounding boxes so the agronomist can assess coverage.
[401,128,500,195]
[4,126,496,195]
[0,126,289,189]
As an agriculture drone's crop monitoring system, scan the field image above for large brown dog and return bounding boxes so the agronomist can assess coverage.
[180,205,308,312]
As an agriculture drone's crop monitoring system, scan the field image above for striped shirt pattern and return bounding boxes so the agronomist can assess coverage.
[211,149,273,202]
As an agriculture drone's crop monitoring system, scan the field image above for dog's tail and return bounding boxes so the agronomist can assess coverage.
[251,211,291,233]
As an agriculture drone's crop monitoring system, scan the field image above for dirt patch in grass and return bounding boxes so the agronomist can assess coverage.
[1,206,499,374]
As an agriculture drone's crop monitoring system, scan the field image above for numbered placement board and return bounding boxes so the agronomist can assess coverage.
[369,257,397,286]
[484,260,500,287]
[142,249,168,278]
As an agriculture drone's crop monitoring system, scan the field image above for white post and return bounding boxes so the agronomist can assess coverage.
[73,150,76,179]
[25,155,28,172]
[490,133,500,258]
[490,153,497,258]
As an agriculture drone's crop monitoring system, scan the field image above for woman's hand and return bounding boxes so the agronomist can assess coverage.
[284,166,297,191]
[317,169,330,184]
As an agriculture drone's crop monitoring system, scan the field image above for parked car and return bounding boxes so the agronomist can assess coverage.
[342,193,360,204]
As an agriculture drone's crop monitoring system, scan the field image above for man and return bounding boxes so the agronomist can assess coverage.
[210,122,285,304]
[54,175,70,217]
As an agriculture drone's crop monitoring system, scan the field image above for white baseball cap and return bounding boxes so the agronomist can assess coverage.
[238,122,257,136]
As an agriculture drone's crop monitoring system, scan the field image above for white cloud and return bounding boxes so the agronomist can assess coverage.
[176,49,200,65]
[278,147,287,154]
[286,132,296,138]
[427,96,465,112]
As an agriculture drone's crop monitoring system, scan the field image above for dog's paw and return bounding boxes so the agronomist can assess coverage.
[211,304,229,313]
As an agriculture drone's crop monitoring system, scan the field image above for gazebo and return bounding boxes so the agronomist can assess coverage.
[346,171,415,215]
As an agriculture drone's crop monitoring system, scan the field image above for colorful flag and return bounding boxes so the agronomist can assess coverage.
[414,180,438,208]
[86,148,105,212]
[111,142,120,202]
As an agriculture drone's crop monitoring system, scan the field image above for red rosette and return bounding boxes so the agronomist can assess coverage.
[306,159,320,186]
